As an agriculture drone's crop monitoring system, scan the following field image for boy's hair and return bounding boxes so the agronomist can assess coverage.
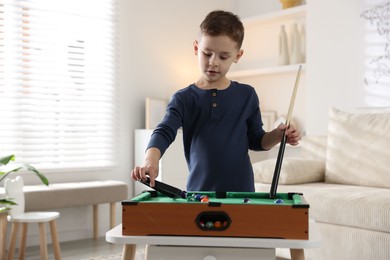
[200,10,244,49]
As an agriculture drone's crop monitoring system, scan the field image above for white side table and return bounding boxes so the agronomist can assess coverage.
[106,219,322,260]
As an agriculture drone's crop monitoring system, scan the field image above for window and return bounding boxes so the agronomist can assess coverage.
[0,0,119,171]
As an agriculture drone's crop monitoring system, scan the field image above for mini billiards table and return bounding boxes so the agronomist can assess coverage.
[122,190,309,239]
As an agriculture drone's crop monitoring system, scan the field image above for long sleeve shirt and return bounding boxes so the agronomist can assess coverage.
[147,81,266,192]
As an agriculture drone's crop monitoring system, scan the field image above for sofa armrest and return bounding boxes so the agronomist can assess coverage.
[252,158,325,185]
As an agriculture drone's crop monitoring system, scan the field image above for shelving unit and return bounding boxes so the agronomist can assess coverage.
[228,63,305,78]
[243,5,307,27]
[227,4,307,133]
[229,5,307,78]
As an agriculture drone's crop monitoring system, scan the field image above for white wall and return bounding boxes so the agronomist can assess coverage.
[237,0,280,16]
[306,0,368,134]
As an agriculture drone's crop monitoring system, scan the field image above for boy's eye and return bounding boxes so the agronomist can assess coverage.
[202,51,229,60]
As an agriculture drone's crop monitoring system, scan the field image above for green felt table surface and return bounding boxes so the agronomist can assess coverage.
[131,191,304,206]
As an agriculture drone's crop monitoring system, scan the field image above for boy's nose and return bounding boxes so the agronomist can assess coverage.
[209,57,218,67]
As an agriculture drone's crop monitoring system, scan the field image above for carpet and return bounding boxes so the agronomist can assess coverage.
[83,247,145,260]
[83,253,122,260]
[83,247,288,260]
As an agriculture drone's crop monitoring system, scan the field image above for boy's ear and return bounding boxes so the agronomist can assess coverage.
[193,40,199,55]
[234,49,244,63]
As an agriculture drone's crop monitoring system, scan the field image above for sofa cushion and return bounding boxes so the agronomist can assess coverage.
[325,107,390,188]
[252,158,325,185]
[255,182,390,233]
[300,135,327,161]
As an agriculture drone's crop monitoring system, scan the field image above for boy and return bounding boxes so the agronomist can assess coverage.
[131,10,300,192]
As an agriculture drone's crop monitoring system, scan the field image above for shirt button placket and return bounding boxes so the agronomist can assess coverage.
[212,92,217,108]
[211,91,218,118]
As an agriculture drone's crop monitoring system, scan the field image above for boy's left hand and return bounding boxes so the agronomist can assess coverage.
[279,124,301,146]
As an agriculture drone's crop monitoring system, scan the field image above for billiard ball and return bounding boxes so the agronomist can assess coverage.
[180,191,187,199]
[205,221,214,228]
[201,196,209,203]
[242,198,251,203]
[274,199,284,204]
[214,221,222,228]
[195,194,203,201]
[187,195,195,202]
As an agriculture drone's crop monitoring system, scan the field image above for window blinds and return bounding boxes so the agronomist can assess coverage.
[0,0,119,171]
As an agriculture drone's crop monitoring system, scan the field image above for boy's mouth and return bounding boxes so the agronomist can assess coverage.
[207,70,218,75]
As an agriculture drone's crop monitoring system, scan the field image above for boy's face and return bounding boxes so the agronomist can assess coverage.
[194,34,243,85]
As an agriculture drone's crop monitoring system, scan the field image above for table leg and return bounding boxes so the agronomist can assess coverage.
[290,248,305,260]
[8,222,19,260]
[110,202,116,229]
[0,214,7,260]
[38,222,48,260]
[19,223,28,260]
[49,220,61,260]
[122,244,136,260]
[93,205,98,239]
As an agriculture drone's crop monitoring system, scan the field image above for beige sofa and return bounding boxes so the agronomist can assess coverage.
[253,107,390,260]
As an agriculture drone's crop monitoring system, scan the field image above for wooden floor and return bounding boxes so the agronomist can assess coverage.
[17,238,289,259]
[12,237,143,260]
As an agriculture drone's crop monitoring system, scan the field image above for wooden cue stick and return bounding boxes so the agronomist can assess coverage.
[285,66,302,125]
[269,65,302,199]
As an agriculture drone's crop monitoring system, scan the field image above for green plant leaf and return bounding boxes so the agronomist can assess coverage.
[0,154,48,186]
[0,165,23,175]
[0,199,17,205]
[0,155,15,166]
[0,166,23,183]
[23,164,49,186]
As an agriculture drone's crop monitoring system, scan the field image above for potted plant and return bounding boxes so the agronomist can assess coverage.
[0,154,48,213]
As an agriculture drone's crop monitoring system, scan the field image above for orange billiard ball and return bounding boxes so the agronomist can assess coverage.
[214,221,222,228]
[201,196,209,203]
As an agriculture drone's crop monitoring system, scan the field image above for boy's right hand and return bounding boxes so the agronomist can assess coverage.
[131,147,161,187]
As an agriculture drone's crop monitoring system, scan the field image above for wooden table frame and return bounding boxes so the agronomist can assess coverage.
[1,212,8,260]
[106,220,322,260]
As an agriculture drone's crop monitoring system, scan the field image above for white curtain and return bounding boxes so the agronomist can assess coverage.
[0,0,119,171]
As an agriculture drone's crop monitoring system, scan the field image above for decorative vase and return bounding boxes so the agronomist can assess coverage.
[290,23,302,64]
[279,0,303,9]
[278,25,289,66]
[300,23,306,63]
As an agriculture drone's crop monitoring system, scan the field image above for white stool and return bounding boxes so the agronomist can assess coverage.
[5,176,61,260]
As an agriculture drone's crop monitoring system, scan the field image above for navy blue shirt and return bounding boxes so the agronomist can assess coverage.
[148,81,266,192]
